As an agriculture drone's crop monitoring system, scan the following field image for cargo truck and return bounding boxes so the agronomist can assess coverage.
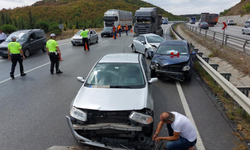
[200,13,218,27]
[103,9,133,29]
[134,7,163,36]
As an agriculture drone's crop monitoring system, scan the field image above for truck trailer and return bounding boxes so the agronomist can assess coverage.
[103,9,133,29]
[200,13,218,27]
[134,7,163,36]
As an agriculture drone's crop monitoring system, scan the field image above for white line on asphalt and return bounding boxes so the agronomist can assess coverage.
[176,81,206,150]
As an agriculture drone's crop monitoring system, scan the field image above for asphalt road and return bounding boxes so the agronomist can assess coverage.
[0,24,241,150]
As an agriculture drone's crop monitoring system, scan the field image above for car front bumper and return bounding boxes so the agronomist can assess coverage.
[71,39,83,45]
[155,69,187,81]
[0,50,8,57]
[66,116,144,150]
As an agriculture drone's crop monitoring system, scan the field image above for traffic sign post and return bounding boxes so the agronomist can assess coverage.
[222,22,227,45]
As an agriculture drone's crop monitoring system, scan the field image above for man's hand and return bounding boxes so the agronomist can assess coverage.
[23,56,25,60]
[155,137,162,143]
[152,134,158,141]
[8,56,11,60]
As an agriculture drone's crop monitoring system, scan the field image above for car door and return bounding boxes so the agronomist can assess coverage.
[137,36,146,53]
[133,36,142,52]
[27,33,38,52]
[92,30,97,42]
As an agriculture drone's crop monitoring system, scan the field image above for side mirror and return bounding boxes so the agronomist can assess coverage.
[77,77,85,83]
[148,78,158,84]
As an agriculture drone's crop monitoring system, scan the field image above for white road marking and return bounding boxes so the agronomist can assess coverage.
[176,81,206,150]
[0,40,109,85]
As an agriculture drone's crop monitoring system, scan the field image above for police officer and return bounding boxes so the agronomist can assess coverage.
[80,28,90,51]
[46,33,63,74]
[7,36,26,79]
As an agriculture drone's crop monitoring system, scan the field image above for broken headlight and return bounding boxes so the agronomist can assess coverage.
[70,107,87,121]
[129,111,153,125]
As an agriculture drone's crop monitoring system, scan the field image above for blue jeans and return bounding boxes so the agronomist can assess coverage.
[113,32,116,39]
[165,137,197,150]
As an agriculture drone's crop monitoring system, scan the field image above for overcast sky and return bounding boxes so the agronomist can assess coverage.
[0,0,241,15]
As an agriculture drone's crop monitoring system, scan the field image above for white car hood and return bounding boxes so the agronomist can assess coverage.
[149,42,161,48]
[72,87,148,111]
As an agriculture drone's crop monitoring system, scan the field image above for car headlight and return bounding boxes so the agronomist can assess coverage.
[182,65,190,71]
[70,107,87,121]
[149,46,156,51]
[129,111,153,125]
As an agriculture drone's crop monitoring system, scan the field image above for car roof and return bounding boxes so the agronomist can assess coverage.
[140,33,160,37]
[161,40,188,45]
[99,53,140,63]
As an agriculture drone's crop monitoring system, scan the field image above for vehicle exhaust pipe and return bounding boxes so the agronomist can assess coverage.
[138,133,146,143]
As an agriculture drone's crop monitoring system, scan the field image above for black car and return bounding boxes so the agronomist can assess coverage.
[101,27,113,37]
[150,40,196,81]
[0,29,46,58]
[199,22,209,29]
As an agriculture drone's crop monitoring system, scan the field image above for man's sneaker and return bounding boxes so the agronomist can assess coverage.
[21,73,26,76]
[56,70,63,74]
[10,74,15,79]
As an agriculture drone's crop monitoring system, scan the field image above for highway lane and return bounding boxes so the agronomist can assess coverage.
[188,22,250,39]
[0,24,240,150]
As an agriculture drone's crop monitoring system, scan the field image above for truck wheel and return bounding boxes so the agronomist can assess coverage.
[24,49,30,57]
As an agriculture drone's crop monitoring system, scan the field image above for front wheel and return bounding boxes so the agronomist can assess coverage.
[42,44,46,52]
[242,30,245,34]
[132,45,137,53]
[96,37,98,43]
[24,49,30,57]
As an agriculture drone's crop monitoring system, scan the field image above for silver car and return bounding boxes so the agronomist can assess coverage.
[66,53,157,150]
[131,33,165,59]
[242,26,250,35]
[71,29,98,46]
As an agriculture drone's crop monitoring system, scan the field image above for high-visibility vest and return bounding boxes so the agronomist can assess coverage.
[118,26,121,30]
[125,25,128,30]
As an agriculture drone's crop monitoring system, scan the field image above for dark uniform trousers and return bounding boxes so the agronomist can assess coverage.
[10,54,24,75]
[82,38,89,50]
[49,53,59,73]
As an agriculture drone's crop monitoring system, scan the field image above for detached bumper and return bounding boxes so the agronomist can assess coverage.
[66,116,140,150]
[156,69,185,81]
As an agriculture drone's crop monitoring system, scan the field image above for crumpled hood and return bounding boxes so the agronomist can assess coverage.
[149,43,161,48]
[72,35,82,40]
[73,87,148,111]
[153,54,190,66]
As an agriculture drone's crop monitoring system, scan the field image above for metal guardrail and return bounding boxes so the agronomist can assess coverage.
[185,24,250,53]
[171,24,250,115]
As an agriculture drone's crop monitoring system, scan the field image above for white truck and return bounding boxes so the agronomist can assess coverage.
[103,9,133,29]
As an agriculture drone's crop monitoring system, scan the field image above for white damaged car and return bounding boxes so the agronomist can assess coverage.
[66,53,158,150]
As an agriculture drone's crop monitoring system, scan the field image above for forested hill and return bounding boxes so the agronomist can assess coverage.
[220,0,250,16]
[0,0,185,31]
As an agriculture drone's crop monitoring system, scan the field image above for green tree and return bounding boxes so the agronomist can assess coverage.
[35,21,49,33]
[0,24,17,34]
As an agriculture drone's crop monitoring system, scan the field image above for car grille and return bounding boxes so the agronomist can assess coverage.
[87,110,131,124]
[0,47,7,51]
[159,64,184,72]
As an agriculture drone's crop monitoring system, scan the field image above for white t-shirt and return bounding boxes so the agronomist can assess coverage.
[171,111,197,142]
[0,32,7,40]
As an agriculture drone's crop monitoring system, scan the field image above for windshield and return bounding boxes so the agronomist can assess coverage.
[76,30,83,35]
[103,27,112,31]
[104,16,118,22]
[85,63,145,88]
[156,44,188,55]
[146,36,164,43]
[5,31,29,42]
[136,16,152,24]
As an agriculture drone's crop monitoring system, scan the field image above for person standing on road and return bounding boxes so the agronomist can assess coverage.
[125,24,128,36]
[153,111,197,150]
[7,36,26,79]
[80,28,90,51]
[117,24,121,37]
[112,24,116,39]
[46,33,63,74]
[0,29,7,43]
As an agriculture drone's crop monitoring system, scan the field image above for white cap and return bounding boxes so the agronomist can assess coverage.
[50,33,56,37]
[11,36,17,39]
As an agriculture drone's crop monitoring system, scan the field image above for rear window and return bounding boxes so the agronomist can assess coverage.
[35,31,45,39]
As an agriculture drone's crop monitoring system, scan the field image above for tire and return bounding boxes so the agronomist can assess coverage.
[72,43,76,46]
[132,45,137,53]
[101,35,103,37]
[42,44,46,52]
[145,49,150,59]
[24,49,30,57]
[242,30,245,34]
[96,37,98,43]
